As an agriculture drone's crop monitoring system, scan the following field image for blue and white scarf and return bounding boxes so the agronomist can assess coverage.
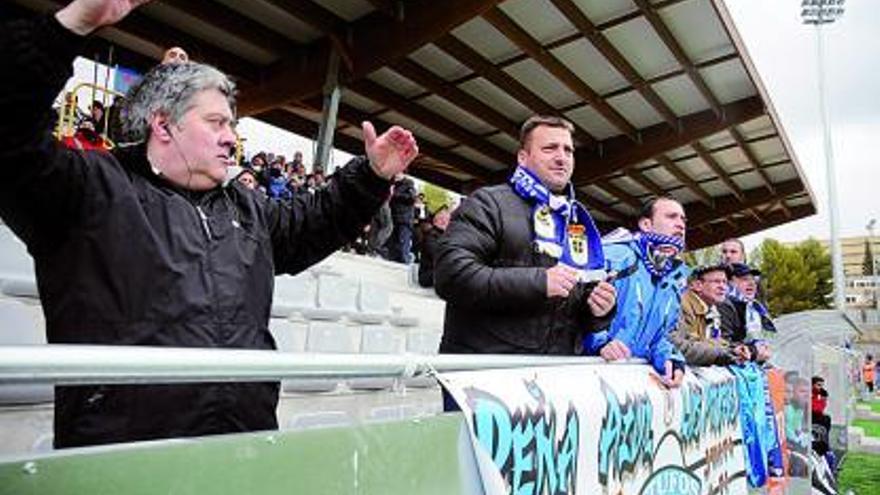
[508,166,604,279]
[635,230,685,278]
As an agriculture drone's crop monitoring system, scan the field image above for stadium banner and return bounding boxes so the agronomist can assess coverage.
[438,364,748,495]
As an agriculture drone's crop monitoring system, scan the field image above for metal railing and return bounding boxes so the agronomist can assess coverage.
[0,345,635,386]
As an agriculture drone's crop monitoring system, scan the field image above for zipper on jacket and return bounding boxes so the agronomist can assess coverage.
[196,205,214,241]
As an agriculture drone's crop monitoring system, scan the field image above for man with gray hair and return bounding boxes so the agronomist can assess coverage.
[0,0,419,448]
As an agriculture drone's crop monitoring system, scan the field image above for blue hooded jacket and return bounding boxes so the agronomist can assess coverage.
[582,232,689,374]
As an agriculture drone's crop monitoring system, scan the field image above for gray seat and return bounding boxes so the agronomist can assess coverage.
[360,325,405,354]
[305,321,361,354]
[0,299,53,404]
[271,273,317,318]
[350,281,392,324]
[302,274,359,321]
[406,329,441,355]
[350,325,405,390]
[389,306,420,328]
[283,321,360,393]
[268,318,307,353]
[0,230,38,299]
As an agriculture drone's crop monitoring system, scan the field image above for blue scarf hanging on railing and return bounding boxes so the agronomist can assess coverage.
[508,166,604,278]
[634,230,685,278]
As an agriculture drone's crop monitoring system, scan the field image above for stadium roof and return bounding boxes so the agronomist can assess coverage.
[7,0,817,248]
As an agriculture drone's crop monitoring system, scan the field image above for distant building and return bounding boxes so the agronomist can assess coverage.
[786,236,880,309]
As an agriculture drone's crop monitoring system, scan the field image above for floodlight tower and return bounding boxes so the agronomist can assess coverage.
[869,219,878,308]
[801,0,846,309]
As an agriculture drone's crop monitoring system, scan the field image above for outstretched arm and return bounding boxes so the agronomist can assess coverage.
[55,0,151,35]
[0,2,147,242]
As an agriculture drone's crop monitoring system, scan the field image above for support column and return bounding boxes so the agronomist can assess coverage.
[314,49,342,173]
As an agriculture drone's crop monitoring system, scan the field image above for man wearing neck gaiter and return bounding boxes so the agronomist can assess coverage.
[435,115,616,356]
[582,197,689,387]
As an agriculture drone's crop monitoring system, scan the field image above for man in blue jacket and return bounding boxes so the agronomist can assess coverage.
[583,197,689,387]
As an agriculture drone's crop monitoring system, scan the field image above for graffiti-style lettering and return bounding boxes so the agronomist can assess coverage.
[639,466,701,495]
[680,376,739,448]
[467,381,579,495]
[597,379,654,485]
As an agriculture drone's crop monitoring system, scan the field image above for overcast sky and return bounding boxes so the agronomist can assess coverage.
[722,0,880,250]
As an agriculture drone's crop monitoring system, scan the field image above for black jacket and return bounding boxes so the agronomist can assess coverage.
[434,185,613,355]
[418,226,444,288]
[389,177,416,225]
[0,16,389,448]
[718,298,776,343]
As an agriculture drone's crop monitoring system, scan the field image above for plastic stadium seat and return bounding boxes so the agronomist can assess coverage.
[0,299,53,404]
[302,274,359,321]
[271,273,317,318]
[406,329,441,355]
[349,281,391,324]
[350,325,406,390]
[305,321,361,354]
[0,230,38,299]
[359,325,405,354]
[268,318,307,353]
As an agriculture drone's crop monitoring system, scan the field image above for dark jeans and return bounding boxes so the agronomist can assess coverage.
[387,223,413,264]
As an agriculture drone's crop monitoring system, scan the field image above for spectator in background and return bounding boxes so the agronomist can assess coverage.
[670,264,751,366]
[312,167,327,190]
[291,151,304,172]
[61,117,109,152]
[785,374,812,476]
[266,165,292,201]
[719,263,775,362]
[583,197,689,387]
[418,205,451,288]
[411,192,429,262]
[367,200,393,258]
[235,168,259,191]
[90,100,105,134]
[720,237,747,264]
[387,174,416,263]
[864,354,876,394]
[161,46,189,65]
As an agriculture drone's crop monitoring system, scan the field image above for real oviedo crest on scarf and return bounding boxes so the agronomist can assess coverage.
[510,166,606,282]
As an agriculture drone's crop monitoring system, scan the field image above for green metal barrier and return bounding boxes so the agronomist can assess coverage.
[0,414,481,495]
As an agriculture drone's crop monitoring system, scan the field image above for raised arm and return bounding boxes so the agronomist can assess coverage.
[0,2,148,242]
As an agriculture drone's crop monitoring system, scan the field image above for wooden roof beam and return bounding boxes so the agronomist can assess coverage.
[579,195,629,224]
[483,7,638,141]
[263,0,349,34]
[239,0,505,115]
[573,96,765,185]
[594,180,643,210]
[729,127,776,194]
[687,204,815,249]
[22,0,261,79]
[363,0,400,18]
[625,169,667,197]
[162,0,299,56]
[315,99,495,184]
[691,141,745,202]
[349,79,514,166]
[390,59,520,139]
[631,0,723,116]
[433,35,596,149]
[549,0,678,129]
[656,155,714,207]
[687,178,805,228]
